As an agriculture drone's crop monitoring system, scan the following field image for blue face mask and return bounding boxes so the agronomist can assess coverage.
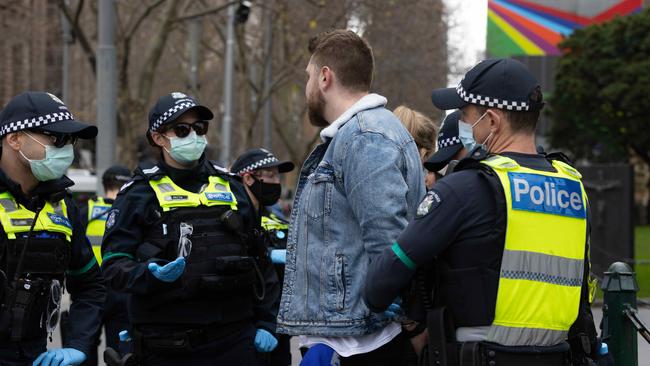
[20,132,75,182]
[458,111,488,152]
[164,130,208,164]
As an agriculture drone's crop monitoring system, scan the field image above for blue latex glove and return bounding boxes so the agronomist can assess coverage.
[383,302,407,321]
[254,328,278,352]
[33,348,86,366]
[300,344,340,366]
[148,257,185,282]
[270,249,287,264]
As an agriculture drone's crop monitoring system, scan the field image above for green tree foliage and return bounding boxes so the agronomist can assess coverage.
[549,9,650,167]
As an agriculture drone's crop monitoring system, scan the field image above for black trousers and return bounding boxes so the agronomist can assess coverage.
[339,332,417,366]
[137,323,260,366]
[259,333,292,366]
[82,290,131,366]
[0,337,47,366]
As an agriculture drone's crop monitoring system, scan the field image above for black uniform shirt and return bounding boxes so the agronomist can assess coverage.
[101,155,278,330]
[0,169,106,356]
[364,152,565,311]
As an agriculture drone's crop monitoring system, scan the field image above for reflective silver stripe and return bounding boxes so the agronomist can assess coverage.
[500,250,583,287]
[157,183,175,193]
[487,324,568,346]
[88,235,103,246]
[0,198,17,212]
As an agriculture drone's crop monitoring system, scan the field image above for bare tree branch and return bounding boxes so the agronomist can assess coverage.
[58,0,96,74]
[173,1,238,23]
[137,0,182,103]
[125,0,166,38]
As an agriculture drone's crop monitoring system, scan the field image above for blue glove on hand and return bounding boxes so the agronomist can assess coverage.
[270,249,287,264]
[148,257,185,282]
[254,328,278,352]
[383,302,406,321]
[33,348,86,366]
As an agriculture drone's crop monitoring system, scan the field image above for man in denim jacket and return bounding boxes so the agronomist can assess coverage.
[277,29,425,364]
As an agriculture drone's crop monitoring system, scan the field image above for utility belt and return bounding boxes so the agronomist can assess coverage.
[425,307,571,366]
[132,320,248,356]
[455,341,571,366]
[0,276,62,342]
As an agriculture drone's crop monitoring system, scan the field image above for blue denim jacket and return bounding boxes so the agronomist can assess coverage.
[277,96,425,336]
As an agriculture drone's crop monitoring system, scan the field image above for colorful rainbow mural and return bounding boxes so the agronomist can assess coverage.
[487,0,643,56]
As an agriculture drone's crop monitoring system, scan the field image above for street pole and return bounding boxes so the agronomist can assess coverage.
[262,1,273,149]
[96,0,117,195]
[220,3,236,165]
[60,0,72,103]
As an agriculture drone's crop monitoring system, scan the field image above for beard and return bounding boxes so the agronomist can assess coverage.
[307,87,329,127]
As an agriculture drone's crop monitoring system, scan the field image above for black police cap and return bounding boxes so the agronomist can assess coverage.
[0,91,97,139]
[231,148,295,176]
[102,165,132,184]
[424,110,463,172]
[430,58,544,112]
[148,92,213,133]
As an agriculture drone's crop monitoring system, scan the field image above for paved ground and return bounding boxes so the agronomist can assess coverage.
[51,295,650,365]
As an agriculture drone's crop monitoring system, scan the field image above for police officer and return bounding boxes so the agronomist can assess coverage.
[231,148,295,366]
[364,59,599,366]
[0,92,105,366]
[80,165,132,366]
[424,110,466,176]
[101,92,279,366]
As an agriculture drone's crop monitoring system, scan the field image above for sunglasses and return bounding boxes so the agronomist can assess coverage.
[163,121,209,138]
[34,130,78,148]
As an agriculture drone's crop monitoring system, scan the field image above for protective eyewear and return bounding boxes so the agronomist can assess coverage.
[32,130,77,148]
[164,121,209,138]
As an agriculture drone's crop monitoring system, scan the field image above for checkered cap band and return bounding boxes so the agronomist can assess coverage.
[456,84,530,111]
[236,156,279,175]
[150,101,197,132]
[437,136,461,149]
[0,111,75,137]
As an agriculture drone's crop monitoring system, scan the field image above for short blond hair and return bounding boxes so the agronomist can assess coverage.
[394,105,437,159]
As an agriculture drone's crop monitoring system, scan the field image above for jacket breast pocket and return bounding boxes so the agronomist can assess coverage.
[304,167,334,220]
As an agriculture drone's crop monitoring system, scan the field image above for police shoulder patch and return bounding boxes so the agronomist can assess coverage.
[416,190,442,218]
[106,209,119,229]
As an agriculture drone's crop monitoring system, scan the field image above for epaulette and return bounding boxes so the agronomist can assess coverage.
[208,160,242,182]
[545,151,574,167]
[134,161,166,181]
[454,145,490,172]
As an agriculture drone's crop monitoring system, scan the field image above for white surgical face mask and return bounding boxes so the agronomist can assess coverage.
[20,132,74,181]
[163,131,207,164]
[457,111,488,152]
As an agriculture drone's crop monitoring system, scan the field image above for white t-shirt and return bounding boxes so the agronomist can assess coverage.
[299,322,402,358]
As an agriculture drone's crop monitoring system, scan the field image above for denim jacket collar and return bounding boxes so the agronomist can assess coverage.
[320,93,387,141]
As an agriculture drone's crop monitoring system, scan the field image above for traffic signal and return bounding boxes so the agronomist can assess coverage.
[236,1,252,24]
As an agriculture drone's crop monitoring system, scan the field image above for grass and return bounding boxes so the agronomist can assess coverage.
[635,226,650,298]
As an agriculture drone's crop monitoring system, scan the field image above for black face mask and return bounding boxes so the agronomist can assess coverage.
[250,176,281,206]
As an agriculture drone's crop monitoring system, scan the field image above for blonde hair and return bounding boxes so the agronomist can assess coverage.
[393,105,437,159]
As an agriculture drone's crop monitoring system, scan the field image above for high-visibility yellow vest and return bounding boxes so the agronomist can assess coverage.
[86,197,112,264]
[149,175,238,211]
[0,191,72,241]
[481,155,588,347]
[261,213,288,232]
